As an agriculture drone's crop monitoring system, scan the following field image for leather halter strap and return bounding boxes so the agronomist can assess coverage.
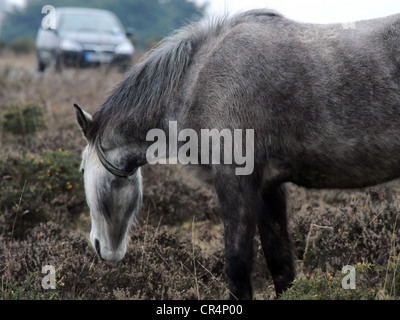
[95,138,138,178]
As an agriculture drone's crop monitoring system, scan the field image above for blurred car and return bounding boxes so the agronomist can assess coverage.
[35,7,134,72]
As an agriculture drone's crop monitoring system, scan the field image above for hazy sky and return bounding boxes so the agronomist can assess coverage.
[8,0,25,7]
[196,0,400,23]
[7,0,400,23]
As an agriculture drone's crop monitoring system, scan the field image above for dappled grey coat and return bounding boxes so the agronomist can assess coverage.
[76,9,400,299]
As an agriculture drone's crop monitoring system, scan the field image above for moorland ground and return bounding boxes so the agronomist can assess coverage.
[0,52,399,300]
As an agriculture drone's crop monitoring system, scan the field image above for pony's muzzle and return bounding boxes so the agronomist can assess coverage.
[94,238,125,262]
[100,247,125,262]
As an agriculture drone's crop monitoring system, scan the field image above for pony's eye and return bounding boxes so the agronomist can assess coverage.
[81,169,85,175]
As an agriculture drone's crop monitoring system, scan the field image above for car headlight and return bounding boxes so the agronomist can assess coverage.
[115,41,134,55]
[60,39,82,52]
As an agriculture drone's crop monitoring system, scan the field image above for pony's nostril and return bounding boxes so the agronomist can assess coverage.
[95,239,103,260]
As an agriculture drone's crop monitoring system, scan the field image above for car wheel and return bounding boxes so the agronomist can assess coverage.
[37,60,46,72]
[55,54,63,73]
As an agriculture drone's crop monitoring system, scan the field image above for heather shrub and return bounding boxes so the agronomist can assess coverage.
[288,184,400,272]
[0,222,227,300]
[2,103,46,142]
[9,37,35,55]
[280,259,400,300]
[0,149,85,239]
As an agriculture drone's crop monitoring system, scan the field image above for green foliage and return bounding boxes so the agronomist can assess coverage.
[280,261,400,300]
[280,268,371,300]
[0,149,85,239]
[9,36,35,54]
[0,273,61,300]
[1,0,206,48]
[3,103,46,139]
[0,39,7,54]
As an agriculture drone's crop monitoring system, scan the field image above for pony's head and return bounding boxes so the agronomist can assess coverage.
[74,104,142,262]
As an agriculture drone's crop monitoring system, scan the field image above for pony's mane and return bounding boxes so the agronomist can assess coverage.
[86,9,282,142]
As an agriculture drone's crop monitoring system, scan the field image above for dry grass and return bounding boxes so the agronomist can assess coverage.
[0,52,37,70]
[0,52,399,300]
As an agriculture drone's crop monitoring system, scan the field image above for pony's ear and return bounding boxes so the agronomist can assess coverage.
[74,104,92,136]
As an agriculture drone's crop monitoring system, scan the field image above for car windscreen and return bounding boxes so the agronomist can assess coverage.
[58,12,123,35]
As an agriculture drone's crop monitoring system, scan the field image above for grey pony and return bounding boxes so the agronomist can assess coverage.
[75,9,400,299]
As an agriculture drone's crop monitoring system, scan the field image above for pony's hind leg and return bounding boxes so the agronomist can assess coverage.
[258,183,295,296]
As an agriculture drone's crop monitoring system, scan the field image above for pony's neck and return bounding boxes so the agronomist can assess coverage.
[91,24,198,168]
[99,38,193,146]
